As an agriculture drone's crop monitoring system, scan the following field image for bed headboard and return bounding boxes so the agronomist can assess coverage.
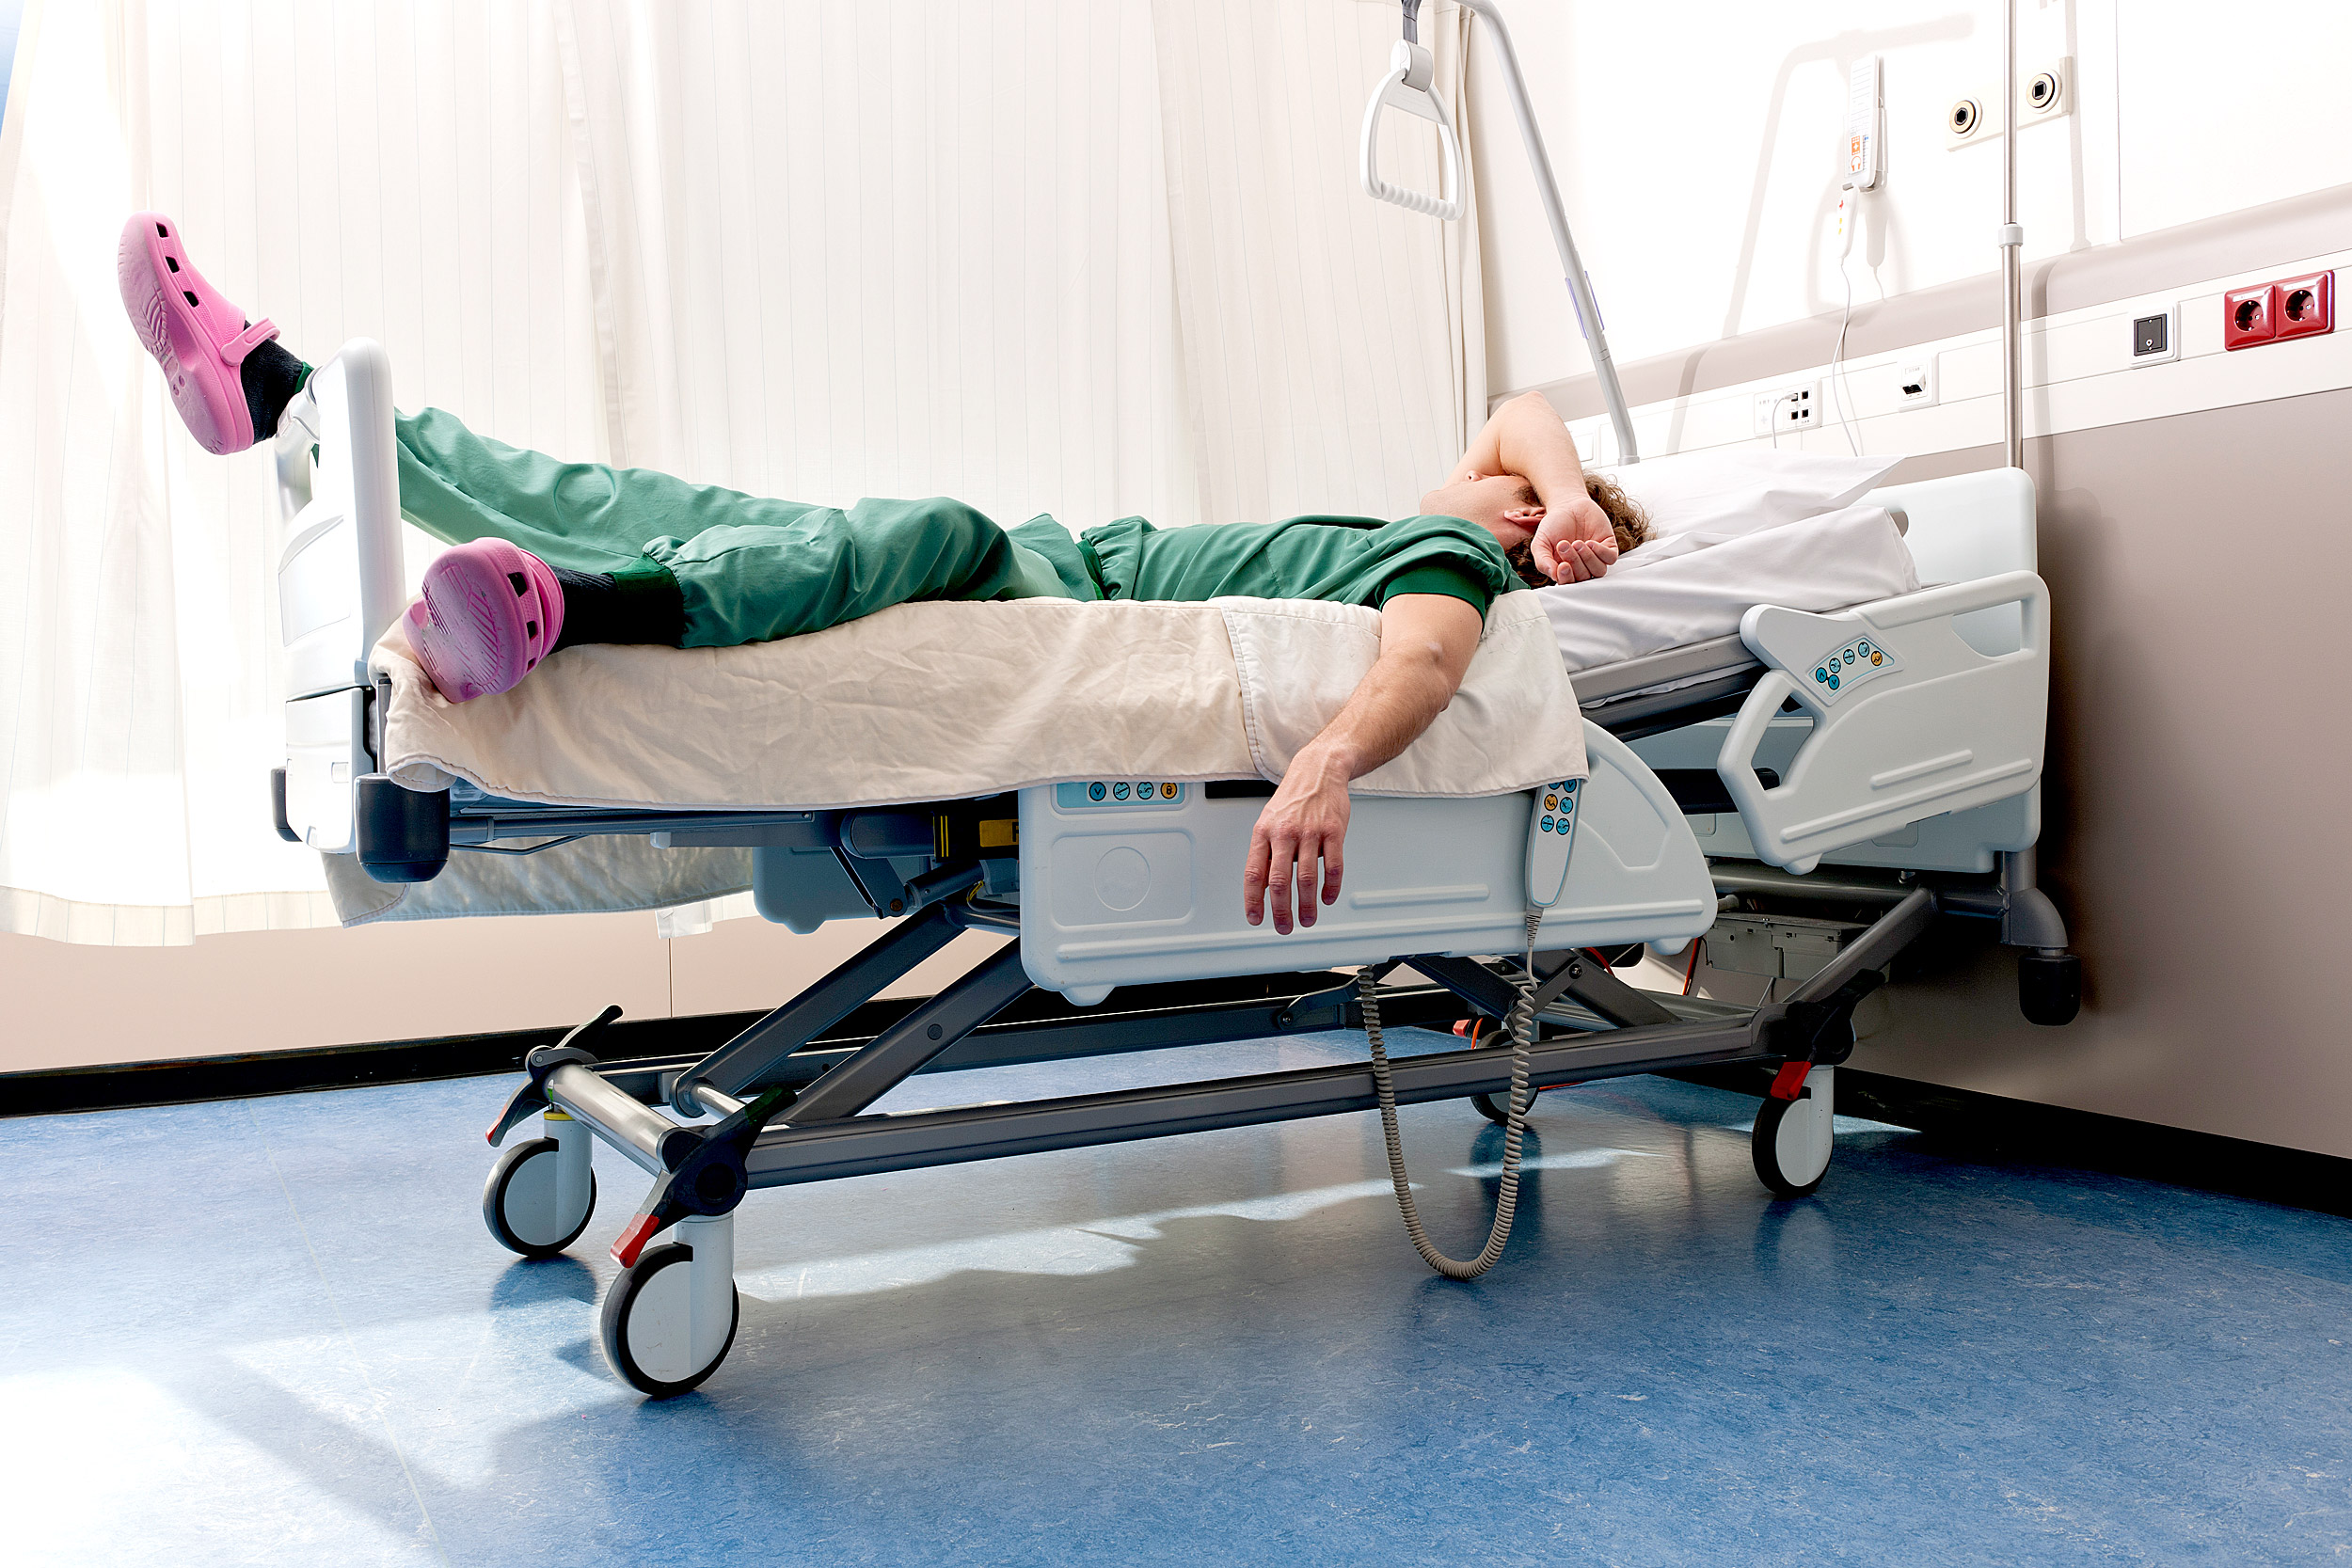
[1863,467,2037,657]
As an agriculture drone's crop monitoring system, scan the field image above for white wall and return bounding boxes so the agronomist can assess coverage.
[1470,0,2352,396]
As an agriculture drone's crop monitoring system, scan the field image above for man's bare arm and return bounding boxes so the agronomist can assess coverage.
[1450,390,1616,580]
[1451,390,1590,510]
[1242,594,1483,934]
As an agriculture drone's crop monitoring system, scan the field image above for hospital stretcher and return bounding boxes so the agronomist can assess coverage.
[269,342,2077,1397]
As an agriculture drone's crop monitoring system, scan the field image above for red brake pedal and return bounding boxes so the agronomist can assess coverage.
[612,1212,664,1268]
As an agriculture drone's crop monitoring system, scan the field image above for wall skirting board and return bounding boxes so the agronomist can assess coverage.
[1671,1065,2352,1223]
[0,973,1457,1118]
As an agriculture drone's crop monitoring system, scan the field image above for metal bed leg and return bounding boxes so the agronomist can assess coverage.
[2001,847,2083,1026]
[673,902,967,1113]
[603,940,1036,1272]
[782,942,1037,1123]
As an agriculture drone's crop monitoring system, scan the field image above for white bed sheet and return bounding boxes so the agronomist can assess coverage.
[1539,501,1918,674]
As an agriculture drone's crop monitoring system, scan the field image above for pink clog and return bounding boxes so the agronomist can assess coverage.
[117,213,280,455]
[405,539,566,703]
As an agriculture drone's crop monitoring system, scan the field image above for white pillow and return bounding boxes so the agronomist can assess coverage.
[1541,501,1918,672]
[1593,446,1902,541]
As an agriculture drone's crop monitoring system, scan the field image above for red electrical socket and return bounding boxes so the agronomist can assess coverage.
[2275,271,2334,341]
[2224,284,2275,350]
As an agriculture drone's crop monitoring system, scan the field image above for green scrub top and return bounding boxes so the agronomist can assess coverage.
[1076,514,1517,616]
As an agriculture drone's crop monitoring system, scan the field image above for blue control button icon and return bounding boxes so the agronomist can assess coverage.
[1816,668,1829,682]
[1088,782,1106,801]
[1827,673,1842,689]
[1540,816,1553,832]
[1112,782,1130,800]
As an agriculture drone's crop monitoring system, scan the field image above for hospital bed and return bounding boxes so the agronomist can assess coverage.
[266,340,2076,1396]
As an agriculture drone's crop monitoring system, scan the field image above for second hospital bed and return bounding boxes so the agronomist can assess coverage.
[269,341,2077,1397]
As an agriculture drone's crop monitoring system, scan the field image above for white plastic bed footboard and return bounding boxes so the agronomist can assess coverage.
[272,341,405,854]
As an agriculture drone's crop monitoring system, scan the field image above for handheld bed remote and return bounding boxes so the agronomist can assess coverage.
[1526,777,1580,909]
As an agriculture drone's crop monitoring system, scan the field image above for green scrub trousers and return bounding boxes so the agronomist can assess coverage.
[389,407,1512,645]
[391,408,1093,647]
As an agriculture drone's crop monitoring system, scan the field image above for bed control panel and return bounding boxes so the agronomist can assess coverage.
[1804,634,1902,705]
[1055,781,1188,810]
[1524,778,1580,909]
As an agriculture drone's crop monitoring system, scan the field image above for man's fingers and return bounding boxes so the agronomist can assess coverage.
[1320,842,1345,908]
[1265,831,1298,934]
[1243,826,1271,925]
[1297,834,1327,927]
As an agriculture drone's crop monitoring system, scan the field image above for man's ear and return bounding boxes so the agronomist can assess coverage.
[1502,504,1546,525]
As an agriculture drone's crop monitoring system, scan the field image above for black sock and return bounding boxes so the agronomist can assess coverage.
[551,564,686,650]
[240,339,310,439]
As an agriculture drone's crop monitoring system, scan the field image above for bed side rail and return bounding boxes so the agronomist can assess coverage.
[1718,570,2050,874]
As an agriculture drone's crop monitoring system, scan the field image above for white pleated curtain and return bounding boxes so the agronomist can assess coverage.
[0,0,1480,945]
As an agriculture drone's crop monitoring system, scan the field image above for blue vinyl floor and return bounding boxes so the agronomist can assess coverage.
[5,1029,2350,1566]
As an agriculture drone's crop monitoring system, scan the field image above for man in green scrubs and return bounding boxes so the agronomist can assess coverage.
[374,391,1632,932]
[122,210,1641,930]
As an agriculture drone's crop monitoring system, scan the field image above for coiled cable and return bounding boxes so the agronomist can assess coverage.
[1359,908,1545,1279]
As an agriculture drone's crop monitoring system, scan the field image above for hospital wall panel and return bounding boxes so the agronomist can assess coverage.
[1661,372,2352,1158]
[1841,397,2352,1159]
[1472,0,2352,395]
[0,911,1004,1076]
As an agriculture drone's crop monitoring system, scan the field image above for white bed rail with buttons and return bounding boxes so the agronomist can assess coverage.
[1708,467,2050,875]
[1017,722,1717,1006]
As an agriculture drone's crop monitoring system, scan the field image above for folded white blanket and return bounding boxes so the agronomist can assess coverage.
[374,589,1587,810]
[332,592,1585,927]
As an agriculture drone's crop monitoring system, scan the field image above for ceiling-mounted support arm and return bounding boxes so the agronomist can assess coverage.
[1361,0,1639,464]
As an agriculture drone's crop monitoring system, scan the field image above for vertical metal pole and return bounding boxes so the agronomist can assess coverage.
[1999,0,2024,472]
[1458,0,1639,464]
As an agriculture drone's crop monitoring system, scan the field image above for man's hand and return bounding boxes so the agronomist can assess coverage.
[1530,494,1619,583]
[1242,744,1351,935]
[1241,594,1482,932]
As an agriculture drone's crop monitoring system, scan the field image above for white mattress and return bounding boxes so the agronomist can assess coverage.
[1538,500,1919,674]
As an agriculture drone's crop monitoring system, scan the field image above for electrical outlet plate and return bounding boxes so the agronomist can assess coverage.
[1893,360,1938,406]
[2276,272,2334,341]
[1944,93,1991,151]
[1753,383,1820,437]
[2129,306,2177,366]
[1947,57,2072,150]
[2224,284,2275,350]
[2020,56,2073,120]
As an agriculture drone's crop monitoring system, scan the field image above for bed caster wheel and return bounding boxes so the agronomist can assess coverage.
[482,1133,597,1258]
[1752,1066,1834,1198]
[599,1215,739,1399]
[1470,1087,1538,1127]
[2018,951,2082,1026]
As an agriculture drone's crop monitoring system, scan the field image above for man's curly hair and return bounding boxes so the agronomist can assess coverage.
[1502,472,1651,589]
